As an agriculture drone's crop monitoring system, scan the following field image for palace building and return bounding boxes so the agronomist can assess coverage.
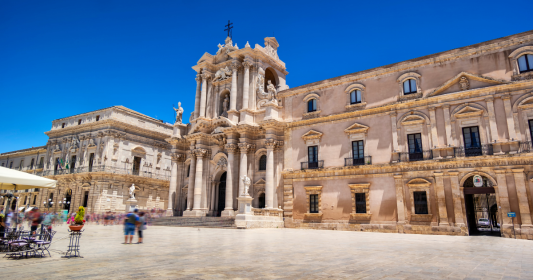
[3,30,533,239]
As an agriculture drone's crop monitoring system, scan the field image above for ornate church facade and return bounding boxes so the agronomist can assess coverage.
[3,30,533,238]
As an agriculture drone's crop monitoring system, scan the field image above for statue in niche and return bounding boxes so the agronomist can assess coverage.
[222,95,229,113]
[267,80,277,101]
[214,66,232,81]
[241,175,251,197]
[173,102,184,124]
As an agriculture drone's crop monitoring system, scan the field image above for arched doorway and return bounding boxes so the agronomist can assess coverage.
[463,175,500,236]
[258,193,265,209]
[216,172,227,216]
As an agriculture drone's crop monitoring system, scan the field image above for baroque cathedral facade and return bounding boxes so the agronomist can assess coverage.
[3,30,533,238]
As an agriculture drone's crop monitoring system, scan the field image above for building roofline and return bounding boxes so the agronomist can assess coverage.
[53,106,173,127]
[279,29,533,96]
[0,146,47,156]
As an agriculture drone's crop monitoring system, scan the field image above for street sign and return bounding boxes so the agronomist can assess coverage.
[508,212,516,218]
[473,175,483,187]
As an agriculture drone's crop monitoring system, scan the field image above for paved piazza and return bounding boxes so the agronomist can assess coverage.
[1,225,533,279]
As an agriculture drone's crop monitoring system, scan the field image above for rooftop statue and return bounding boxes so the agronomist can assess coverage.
[173,102,184,124]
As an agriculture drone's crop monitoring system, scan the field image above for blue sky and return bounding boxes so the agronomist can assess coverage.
[1,0,532,153]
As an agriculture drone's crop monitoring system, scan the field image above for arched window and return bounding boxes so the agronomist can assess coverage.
[350,90,362,104]
[308,99,317,112]
[403,79,417,95]
[259,155,267,171]
[518,54,533,73]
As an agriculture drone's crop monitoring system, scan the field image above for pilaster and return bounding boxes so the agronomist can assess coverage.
[433,172,449,226]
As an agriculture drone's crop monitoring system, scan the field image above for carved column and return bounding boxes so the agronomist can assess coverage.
[265,139,276,209]
[495,170,512,227]
[443,105,454,146]
[429,107,439,148]
[230,61,239,112]
[167,153,179,215]
[199,71,210,118]
[193,149,207,211]
[242,61,252,110]
[223,144,237,216]
[238,143,254,197]
[512,168,532,226]
[433,172,449,226]
[503,94,518,141]
[448,172,465,227]
[187,153,196,210]
[394,174,406,224]
[194,75,201,119]
[485,97,500,143]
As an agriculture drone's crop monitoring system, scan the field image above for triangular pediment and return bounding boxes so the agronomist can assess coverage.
[427,72,508,97]
[344,123,369,135]
[302,129,323,140]
[197,52,214,65]
[254,179,266,185]
[455,105,484,118]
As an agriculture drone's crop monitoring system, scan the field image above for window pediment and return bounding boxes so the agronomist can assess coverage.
[400,115,425,126]
[344,83,365,93]
[427,72,507,97]
[344,123,369,135]
[302,130,323,141]
[454,105,484,118]
[407,178,431,188]
[254,178,266,185]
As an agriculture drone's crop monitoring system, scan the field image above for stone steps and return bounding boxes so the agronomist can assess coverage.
[151,217,236,229]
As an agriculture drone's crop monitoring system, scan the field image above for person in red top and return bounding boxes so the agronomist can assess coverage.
[30,208,42,235]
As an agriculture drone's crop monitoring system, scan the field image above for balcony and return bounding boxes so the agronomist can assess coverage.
[301,160,324,170]
[344,156,372,166]
[519,141,533,153]
[398,151,433,162]
[42,165,170,181]
[454,144,493,157]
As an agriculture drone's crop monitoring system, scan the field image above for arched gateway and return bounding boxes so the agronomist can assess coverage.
[462,175,501,236]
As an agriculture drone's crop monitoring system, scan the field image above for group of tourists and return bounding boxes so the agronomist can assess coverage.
[123,209,147,244]
[0,206,52,237]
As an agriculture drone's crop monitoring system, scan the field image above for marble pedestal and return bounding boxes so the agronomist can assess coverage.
[173,123,188,137]
[264,102,282,121]
[221,209,235,217]
[227,110,239,123]
[125,199,138,212]
[235,197,284,229]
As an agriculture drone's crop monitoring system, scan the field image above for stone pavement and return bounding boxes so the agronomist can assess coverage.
[2,224,533,279]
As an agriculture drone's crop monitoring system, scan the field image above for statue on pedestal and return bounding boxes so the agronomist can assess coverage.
[241,175,251,197]
[129,184,136,200]
[223,95,229,114]
[173,102,184,124]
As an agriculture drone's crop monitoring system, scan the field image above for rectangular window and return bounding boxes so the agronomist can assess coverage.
[350,90,361,104]
[62,123,66,128]
[413,191,429,214]
[352,140,364,165]
[30,158,35,169]
[310,194,319,213]
[408,133,423,153]
[133,156,142,175]
[70,155,77,172]
[308,146,318,168]
[462,126,480,148]
[33,195,37,205]
[78,119,82,125]
[96,115,100,121]
[9,162,13,168]
[19,160,24,169]
[89,153,95,172]
[39,157,44,168]
[355,193,366,213]
[83,191,89,207]
[528,120,533,143]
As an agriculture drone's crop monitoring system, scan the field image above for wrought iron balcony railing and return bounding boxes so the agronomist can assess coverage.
[301,160,324,170]
[42,165,170,181]
[344,156,372,166]
[398,151,433,162]
[454,144,493,157]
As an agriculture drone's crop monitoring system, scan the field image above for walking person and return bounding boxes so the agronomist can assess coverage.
[0,206,5,239]
[137,212,146,244]
[29,207,42,236]
[123,209,139,244]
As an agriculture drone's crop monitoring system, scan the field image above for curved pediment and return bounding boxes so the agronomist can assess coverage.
[407,178,431,187]
[427,72,507,97]
[400,115,425,126]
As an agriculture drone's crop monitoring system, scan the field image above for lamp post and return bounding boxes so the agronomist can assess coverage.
[43,198,53,211]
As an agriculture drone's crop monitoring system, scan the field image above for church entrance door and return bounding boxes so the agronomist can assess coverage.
[463,176,501,236]
[216,172,227,217]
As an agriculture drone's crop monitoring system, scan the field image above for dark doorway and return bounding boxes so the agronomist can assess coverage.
[464,176,500,236]
[258,193,265,208]
[64,189,72,212]
[133,156,141,176]
[11,198,17,211]
[216,172,227,216]
[82,191,89,208]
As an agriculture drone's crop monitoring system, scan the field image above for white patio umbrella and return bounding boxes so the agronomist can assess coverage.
[0,166,56,214]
